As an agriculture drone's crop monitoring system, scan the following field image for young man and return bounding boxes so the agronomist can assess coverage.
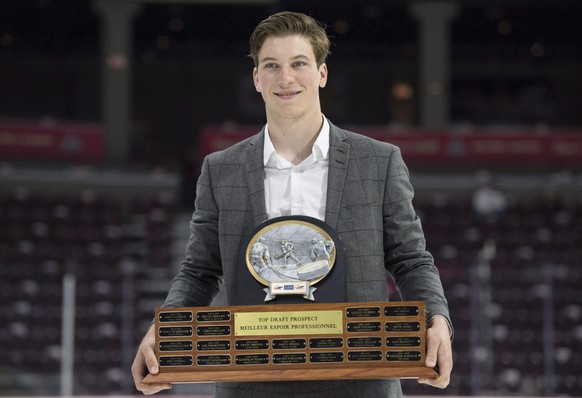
[132,11,453,397]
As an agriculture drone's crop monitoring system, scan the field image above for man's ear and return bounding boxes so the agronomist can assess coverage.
[319,63,328,88]
[253,67,261,92]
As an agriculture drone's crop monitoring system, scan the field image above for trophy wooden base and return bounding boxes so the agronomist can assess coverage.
[143,301,439,384]
[144,366,438,384]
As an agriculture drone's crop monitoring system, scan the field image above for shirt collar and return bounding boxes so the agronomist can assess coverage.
[263,116,330,167]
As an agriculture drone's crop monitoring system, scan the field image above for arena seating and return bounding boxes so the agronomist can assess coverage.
[0,188,176,394]
[397,197,582,396]
[0,187,580,395]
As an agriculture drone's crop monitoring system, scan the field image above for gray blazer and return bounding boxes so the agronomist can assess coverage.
[163,121,451,398]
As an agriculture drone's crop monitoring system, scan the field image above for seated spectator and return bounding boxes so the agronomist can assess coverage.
[472,174,508,223]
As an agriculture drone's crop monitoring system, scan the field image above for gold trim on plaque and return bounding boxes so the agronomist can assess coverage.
[234,310,343,336]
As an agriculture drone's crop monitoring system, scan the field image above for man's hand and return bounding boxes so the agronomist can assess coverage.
[418,315,453,389]
[131,324,173,395]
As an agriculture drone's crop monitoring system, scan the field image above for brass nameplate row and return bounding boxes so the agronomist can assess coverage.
[144,301,438,384]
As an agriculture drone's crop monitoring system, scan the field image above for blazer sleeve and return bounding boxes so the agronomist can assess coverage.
[161,156,223,309]
[382,147,453,335]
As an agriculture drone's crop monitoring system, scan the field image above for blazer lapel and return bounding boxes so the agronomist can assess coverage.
[243,124,349,229]
[325,123,350,229]
[244,130,268,226]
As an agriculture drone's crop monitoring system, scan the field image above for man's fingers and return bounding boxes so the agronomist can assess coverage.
[138,382,173,396]
[132,354,172,395]
[131,325,173,395]
[425,341,438,368]
[418,317,453,389]
[418,375,449,389]
[144,347,160,375]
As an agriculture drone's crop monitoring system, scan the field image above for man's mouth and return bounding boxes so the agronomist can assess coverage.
[275,90,301,99]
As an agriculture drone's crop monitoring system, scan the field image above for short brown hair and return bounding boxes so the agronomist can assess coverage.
[249,11,331,67]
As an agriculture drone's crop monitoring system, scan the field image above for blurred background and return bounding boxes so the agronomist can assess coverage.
[1,0,581,396]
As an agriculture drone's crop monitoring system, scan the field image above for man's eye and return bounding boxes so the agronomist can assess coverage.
[265,63,278,69]
[293,62,306,68]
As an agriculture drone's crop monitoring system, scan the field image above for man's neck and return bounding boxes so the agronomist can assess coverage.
[267,114,324,165]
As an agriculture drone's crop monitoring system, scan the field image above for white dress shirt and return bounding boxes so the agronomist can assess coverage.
[263,117,330,221]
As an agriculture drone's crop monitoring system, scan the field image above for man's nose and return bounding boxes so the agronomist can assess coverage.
[278,65,294,84]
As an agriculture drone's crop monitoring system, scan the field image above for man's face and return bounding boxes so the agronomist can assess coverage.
[253,35,327,122]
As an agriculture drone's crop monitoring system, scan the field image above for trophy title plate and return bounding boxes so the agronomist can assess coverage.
[143,301,438,384]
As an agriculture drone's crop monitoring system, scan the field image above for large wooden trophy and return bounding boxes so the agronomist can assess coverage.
[144,216,438,384]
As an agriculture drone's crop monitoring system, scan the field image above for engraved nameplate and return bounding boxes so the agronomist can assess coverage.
[234,311,342,336]
[347,351,382,362]
[386,350,422,362]
[310,352,344,363]
[272,338,306,350]
[235,339,269,350]
[309,338,343,348]
[197,325,231,336]
[347,322,381,333]
[385,322,420,332]
[273,353,306,364]
[197,310,231,322]
[196,340,231,351]
[159,326,193,337]
[159,311,193,323]
[235,354,270,365]
[197,355,231,366]
[159,341,193,352]
[159,355,193,367]
[345,307,381,318]
[386,337,421,347]
[347,337,382,348]
[384,306,419,317]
